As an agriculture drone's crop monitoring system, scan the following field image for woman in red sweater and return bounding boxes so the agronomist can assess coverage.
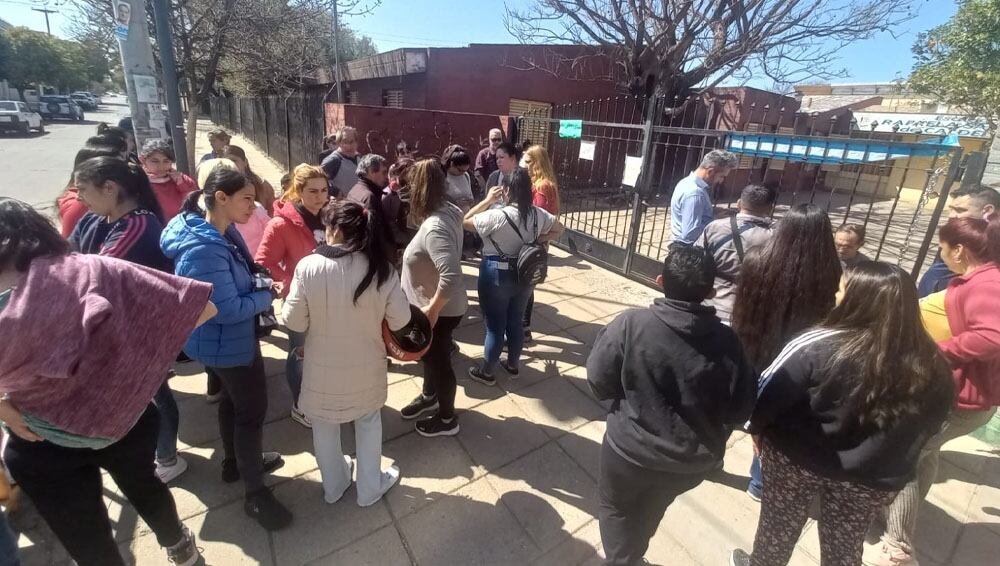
[255,164,329,428]
[520,145,561,341]
[139,138,197,221]
[869,215,1000,566]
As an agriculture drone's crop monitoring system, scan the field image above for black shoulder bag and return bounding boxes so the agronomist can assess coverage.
[488,209,548,285]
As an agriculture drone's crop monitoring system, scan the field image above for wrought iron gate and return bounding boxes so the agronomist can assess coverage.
[514,95,965,285]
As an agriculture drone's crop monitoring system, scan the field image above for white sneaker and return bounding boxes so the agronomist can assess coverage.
[291,407,312,428]
[156,456,189,483]
[358,465,400,507]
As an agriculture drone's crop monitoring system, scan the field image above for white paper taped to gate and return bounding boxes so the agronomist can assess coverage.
[622,155,643,187]
[578,140,596,161]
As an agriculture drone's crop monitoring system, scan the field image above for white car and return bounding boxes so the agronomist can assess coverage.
[0,100,44,135]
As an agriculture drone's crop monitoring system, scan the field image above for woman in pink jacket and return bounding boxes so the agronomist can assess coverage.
[870,215,1000,566]
[255,164,329,428]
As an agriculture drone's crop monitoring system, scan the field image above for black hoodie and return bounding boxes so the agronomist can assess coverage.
[587,298,756,473]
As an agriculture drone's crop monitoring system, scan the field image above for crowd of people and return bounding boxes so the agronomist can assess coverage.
[0,126,996,566]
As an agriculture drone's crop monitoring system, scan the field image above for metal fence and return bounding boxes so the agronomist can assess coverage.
[209,90,328,171]
[516,95,970,285]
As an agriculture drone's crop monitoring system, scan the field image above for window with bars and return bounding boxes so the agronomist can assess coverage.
[382,89,403,108]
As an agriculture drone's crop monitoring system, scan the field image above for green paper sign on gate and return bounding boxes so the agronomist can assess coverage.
[559,119,583,139]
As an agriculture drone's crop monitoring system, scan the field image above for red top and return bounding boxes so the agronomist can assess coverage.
[255,200,318,297]
[58,188,89,238]
[150,172,198,221]
[941,263,1000,410]
[532,180,560,216]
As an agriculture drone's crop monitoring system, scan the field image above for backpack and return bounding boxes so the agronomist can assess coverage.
[488,209,548,285]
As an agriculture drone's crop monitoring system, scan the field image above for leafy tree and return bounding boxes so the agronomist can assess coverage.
[1,27,90,91]
[506,0,919,104]
[0,31,11,81]
[909,0,1000,131]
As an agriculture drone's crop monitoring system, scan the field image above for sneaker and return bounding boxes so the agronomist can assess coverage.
[499,360,520,377]
[862,542,920,566]
[155,456,189,484]
[358,465,400,507]
[746,487,761,502]
[416,415,460,437]
[165,526,200,566]
[205,391,223,404]
[523,330,533,343]
[730,548,751,566]
[222,452,285,483]
[244,487,293,531]
[400,394,439,420]
[290,407,312,428]
[467,365,497,386]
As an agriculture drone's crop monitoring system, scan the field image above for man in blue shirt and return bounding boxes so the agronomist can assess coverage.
[917,184,1000,297]
[670,150,739,244]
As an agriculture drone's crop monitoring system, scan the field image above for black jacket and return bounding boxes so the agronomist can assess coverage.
[750,329,954,490]
[587,298,756,473]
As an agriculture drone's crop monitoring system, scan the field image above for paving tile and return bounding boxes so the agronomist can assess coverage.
[398,476,540,566]
[381,378,424,442]
[118,499,272,565]
[915,460,979,563]
[455,395,550,471]
[487,443,599,551]
[556,420,607,482]
[508,377,605,439]
[940,435,998,477]
[950,524,1000,566]
[271,469,394,565]
[967,454,1000,537]
[531,518,601,565]
[524,332,591,372]
[383,434,481,518]
[309,524,411,566]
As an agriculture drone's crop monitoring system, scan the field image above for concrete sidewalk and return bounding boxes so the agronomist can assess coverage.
[10,122,999,565]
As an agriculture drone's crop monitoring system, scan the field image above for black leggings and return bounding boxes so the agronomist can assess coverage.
[207,345,269,492]
[5,406,184,566]
[420,315,463,420]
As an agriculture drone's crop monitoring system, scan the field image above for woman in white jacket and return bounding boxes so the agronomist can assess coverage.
[282,200,411,506]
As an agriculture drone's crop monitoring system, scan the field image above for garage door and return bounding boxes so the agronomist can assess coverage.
[509,98,552,148]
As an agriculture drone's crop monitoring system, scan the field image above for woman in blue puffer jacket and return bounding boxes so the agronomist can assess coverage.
[160,165,292,531]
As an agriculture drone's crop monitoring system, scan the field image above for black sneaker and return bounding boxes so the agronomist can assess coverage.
[468,365,497,386]
[401,394,439,420]
[165,526,200,566]
[416,415,460,437]
[730,548,751,566]
[222,452,285,483]
[499,360,520,377]
[244,487,293,531]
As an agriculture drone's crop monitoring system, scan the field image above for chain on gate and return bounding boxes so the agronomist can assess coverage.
[896,163,947,267]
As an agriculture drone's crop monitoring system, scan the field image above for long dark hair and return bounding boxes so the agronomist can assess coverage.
[62,144,123,194]
[508,167,535,227]
[222,145,267,198]
[181,165,249,215]
[0,197,70,272]
[939,216,1000,265]
[732,203,842,370]
[321,200,391,304]
[73,157,165,223]
[818,262,953,429]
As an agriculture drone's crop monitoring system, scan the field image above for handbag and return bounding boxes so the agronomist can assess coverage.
[488,209,548,285]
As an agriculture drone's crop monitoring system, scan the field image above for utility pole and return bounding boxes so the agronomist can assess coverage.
[150,0,190,174]
[31,7,57,36]
[114,0,168,151]
[332,1,343,102]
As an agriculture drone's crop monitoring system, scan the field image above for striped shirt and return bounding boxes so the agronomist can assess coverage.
[70,209,172,273]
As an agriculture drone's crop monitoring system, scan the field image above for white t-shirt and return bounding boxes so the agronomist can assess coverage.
[474,205,556,257]
[445,173,475,212]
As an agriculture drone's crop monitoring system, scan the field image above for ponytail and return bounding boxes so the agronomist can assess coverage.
[184,165,250,215]
[321,200,391,304]
[73,156,165,223]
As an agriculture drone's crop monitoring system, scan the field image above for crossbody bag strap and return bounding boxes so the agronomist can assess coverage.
[730,214,746,262]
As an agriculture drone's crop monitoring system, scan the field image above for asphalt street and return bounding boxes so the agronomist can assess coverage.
[0,95,130,213]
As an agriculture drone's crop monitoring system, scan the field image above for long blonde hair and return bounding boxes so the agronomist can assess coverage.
[525,145,559,209]
[281,163,328,203]
[408,159,447,221]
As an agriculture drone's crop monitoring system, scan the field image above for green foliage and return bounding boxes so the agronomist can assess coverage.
[0,26,109,91]
[909,0,1000,129]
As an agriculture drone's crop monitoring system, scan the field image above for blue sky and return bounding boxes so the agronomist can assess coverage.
[1,0,958,85]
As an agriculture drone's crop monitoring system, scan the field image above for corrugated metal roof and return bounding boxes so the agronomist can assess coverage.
[798,94,883,113]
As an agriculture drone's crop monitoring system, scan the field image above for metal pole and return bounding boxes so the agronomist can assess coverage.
[622,97,658,275]
[332,1,343,102]
[115,0,167,150]
[150,0,190,174]
[31,8,56,35]
[911,148,964,279]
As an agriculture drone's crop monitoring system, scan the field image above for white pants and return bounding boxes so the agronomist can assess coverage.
[311,409,386,505]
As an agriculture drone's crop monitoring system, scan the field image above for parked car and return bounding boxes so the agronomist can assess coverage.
[70,92,97,110]
[0,101,44,135]
[39,96,84,121]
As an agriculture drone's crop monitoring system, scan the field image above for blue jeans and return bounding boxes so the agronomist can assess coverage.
[478,258,533,374]
[153,381,179,463]
[0,512,19,566]
[286,330,305,408]
[748,453,763,497]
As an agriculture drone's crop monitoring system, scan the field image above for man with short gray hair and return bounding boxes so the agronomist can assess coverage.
[347,153,394,256]
[670,149,739,244]
[474,128,504,190]
[321,126,360,197]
